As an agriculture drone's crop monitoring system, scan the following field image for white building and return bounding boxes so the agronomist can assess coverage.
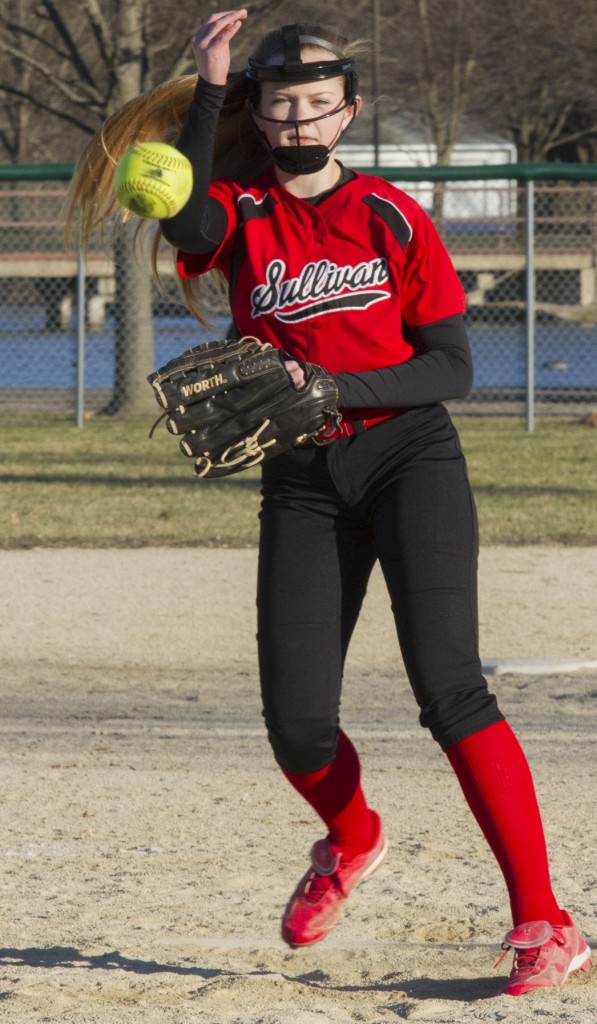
[337,129,518,221]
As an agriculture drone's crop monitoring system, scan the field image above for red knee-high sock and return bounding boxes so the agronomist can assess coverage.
[446,720,564,927]
[283,730,375,857]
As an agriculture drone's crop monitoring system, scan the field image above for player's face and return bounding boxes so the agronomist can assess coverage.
[255,76,357,150]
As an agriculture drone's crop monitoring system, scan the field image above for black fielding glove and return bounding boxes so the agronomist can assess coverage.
[147,337,341,477]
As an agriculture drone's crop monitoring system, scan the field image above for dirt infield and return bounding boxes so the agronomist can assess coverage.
[0,546,595,1023]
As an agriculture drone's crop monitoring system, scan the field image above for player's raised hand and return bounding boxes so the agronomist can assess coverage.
[191,10,248,85]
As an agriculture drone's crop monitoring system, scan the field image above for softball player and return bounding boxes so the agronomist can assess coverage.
[68,8,591,995]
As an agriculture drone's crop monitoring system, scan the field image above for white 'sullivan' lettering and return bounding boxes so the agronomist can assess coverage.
[250,258,390,320]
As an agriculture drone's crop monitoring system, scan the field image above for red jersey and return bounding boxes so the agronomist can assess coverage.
[177,169,465,377]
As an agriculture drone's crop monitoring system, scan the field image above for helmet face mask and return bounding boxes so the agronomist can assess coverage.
[246,24,359,175]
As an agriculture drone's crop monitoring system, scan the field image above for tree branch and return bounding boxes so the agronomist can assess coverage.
[0,38,105,108]
[0,22,72,63]
[76,0,114,70]
[39,0,97,88]
[163,38,196,82]
[0,83,98,133]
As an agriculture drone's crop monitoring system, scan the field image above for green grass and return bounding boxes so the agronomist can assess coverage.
[457,415,597,544]
[1,413,596,547]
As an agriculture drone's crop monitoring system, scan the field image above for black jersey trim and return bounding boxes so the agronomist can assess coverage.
[362,193,413,250]
[274,290,389,322]
[237,192,277,222]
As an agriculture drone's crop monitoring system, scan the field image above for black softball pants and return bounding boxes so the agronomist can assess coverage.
[257,403,503,773]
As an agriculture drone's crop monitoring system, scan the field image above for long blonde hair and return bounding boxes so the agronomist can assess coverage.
[65,23,358,323]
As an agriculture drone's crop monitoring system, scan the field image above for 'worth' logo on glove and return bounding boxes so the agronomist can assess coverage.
[180,372,226,400]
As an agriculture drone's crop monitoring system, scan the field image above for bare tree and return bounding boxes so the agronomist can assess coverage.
[4,0,597,166]
[0,0,78,163]
[481,0,597,162]
[346,0,597,169]
[405,0,479,163]
[0,47,33,164]
[0,0,198,415]
[375,0,491,224]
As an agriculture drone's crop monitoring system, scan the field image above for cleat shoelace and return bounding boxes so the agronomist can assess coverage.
[305,872,340,904]
[513,948,542,973]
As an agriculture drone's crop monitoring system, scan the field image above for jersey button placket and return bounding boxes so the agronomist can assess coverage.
[307,215,328,359]
[308,208,327,250]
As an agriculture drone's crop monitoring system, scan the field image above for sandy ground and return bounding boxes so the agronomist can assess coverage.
[0,545,595,1024]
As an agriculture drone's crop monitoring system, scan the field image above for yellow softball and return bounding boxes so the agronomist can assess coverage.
[114,142,193,219]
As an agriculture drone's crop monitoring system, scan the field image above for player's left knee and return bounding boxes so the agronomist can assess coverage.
[420,685,503,751]
[264,715,339,773]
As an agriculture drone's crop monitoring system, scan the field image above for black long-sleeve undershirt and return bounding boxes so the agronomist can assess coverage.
[160,79,228,253]
[161,82,473,408]
[333,315,473,407]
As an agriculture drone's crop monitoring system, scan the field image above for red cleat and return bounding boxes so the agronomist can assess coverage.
[497,911,592,995]
[281,811,387,948]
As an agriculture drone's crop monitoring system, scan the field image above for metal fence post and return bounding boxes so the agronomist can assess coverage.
[76,248,86,428]
[525,179,536,433]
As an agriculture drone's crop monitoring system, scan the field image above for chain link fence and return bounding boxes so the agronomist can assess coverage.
[1,164,596,429]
